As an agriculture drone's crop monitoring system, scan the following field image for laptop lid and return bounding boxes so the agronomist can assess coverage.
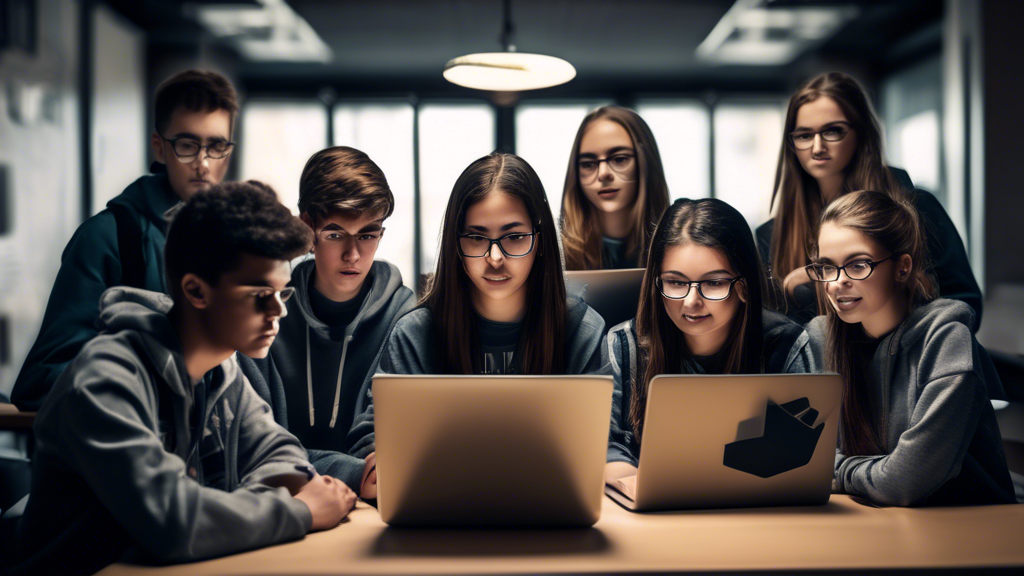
[565,268,645,329]
[609,373,842,511]
[373,374,613,527]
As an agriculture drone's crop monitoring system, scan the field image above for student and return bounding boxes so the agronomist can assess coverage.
[807,190,1013,507]
[12,69,240,411]
[9,182,356,575]
[756,72,981,328]
[237,147,415,496]
[604,198,816,487]
[347,152,608,498]
[561,106,670,270]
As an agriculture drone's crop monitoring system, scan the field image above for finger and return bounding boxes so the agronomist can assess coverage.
[368,469,377,485]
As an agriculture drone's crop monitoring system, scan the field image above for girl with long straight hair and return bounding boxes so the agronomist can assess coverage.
[807,189,1012,506]
[347,153,608,496]
[756,72,981,327]
[561,106,671,270]
[605,198,816,493]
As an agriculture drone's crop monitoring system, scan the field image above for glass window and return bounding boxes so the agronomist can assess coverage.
[635,101,712,201]
[418,103,496,279]
[713,102,785,232]
[334,103,416,290]
[515,102,609,224]
[240,100,328,213]
[891,109,940,194]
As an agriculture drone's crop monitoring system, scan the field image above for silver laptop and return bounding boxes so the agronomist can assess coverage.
[565,268,645,329]
[606,373,843,511]
[373,374,613,527]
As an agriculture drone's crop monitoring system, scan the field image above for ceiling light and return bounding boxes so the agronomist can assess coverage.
[443,0,575,92]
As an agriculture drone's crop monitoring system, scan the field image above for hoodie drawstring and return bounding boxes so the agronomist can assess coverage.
[306,328,355,429]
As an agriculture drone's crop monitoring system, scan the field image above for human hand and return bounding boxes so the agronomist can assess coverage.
[360,452,377,500]
[294,473,357,531]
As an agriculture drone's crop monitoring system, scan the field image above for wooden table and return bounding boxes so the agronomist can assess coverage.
[97,495,1024,575]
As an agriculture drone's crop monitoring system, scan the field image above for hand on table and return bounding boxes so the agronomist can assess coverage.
[294,473,357,531]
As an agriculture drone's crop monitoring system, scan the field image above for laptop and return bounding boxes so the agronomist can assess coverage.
[373,374,614,527]
[565,268,645,329]
[606,373,844,511]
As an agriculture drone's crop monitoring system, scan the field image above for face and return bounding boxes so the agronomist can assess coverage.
[659,243,746,354]
[151,107,233,201]
[307,210,385,302]
[816,222,913,336]
[792,97,858,184]
[460,191,538,317]
[185,252,292,359]
[578,119,639,218]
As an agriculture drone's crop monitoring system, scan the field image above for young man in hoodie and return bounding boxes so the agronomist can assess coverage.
[12,70,240,411]
[10,182,357,575]
[237,147,415,498]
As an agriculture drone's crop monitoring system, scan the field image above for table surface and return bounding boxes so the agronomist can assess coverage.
[97,494,1024,575]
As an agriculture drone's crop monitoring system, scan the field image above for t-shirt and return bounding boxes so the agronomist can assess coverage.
[602,236,637,270]
[474,313,523,374]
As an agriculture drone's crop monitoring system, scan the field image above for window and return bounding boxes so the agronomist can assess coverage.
[712,102,785,231]
[635,101,712,202]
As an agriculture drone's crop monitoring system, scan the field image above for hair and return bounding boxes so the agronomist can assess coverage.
[814,189,937,456]
[298,146,395,227]
[164,181,313,302]
[154,69,239,136]
[421,152,567,374]
[769,72,903,290]
[630,198,768,443]
[560,106,671,270]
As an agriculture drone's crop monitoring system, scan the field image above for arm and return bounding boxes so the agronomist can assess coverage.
[306,449,367,493]
[606,331,639,467]
[58,356,313,564]
[12,214,121,411]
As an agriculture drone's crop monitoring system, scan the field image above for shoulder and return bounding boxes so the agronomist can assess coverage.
[755,218,774,241]
[901,299,976,378]
[67,209,118,250]
[390,308,435,340]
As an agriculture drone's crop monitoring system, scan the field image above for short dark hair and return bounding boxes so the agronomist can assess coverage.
[154,69,239,135]
[164,181,313,301]
[298,146,395,226]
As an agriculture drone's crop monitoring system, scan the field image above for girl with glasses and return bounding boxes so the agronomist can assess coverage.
[756,72,982,329]
[347,153,608,498]
[604,198,817,491]
[807,189,1012,506]
[561,106,671,270]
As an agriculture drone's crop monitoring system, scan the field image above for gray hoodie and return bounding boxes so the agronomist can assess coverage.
[238,259,415,493]
[14,288,313,574]
[345,295,608,458]
[807,298,1014,506]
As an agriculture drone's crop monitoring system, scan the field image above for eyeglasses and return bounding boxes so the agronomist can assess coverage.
[161,136,235,161]
[577,153,637,184]
[458,231,537,258]
[243,286,295,313]
[315,227,385,249]
[788,124,851,150]
[805,254,893,282]
[657,275,741,301]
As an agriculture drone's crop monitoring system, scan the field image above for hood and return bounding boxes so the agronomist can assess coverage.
[97,286,191,398]
[107,173,180,229]
[565,293,592,335]
[290,259,407,340]
[894,298,975,354]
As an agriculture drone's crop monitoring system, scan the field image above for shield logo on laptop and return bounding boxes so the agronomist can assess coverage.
[722,397,824,478]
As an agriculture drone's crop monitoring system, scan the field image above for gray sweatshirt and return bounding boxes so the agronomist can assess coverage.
[807,298,1014,506]
[15,288,314,574]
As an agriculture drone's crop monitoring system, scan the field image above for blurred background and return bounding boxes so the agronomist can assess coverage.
[0,0,1022,396]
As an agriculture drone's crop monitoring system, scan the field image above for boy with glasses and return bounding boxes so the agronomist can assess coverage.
[12,69,240,411]
[11,182,356,575]
[238,146,414,499]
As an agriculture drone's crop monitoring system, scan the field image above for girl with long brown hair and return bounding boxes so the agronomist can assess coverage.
[756,72,981,328]
[604,198,816,495]
[807,190,1012,506]
[561,106,671,270]
[346,153,608,496]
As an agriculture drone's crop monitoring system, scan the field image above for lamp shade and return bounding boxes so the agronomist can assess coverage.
[443,52,576,91]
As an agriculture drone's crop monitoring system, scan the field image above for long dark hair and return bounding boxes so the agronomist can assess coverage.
[815,190,937,456]
[630,198,768,442]
[421,152,567,374]
[561,106,670,270]
[770,72,903,287]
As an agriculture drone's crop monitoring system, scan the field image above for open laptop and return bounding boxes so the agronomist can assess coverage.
[373,374,613,527]
[565,268,645,329]
[606,373,844,511]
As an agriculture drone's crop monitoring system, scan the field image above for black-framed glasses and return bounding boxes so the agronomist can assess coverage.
[458,231,538,258]
[657,275,741,301]
[242,286,295,313]
[161,136,235,161]
[805,254,894,282]
[315,227,385,248]
[577,153,637,184]
[788,123,852,150]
